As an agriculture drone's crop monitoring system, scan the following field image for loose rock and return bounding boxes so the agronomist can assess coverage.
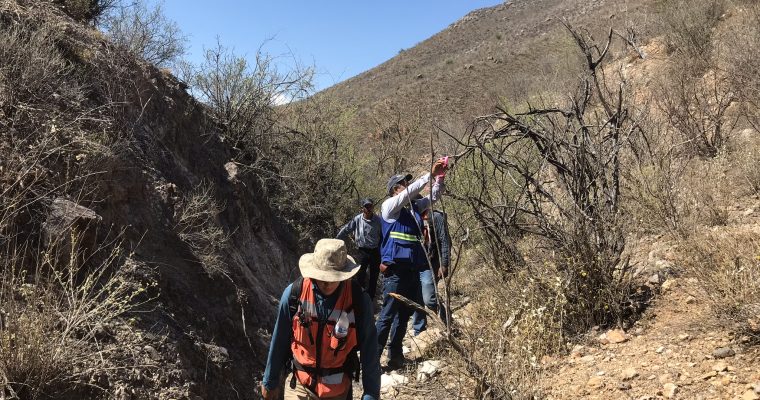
[713,347,735,359]
[744,391,760,400]
[661,279,676,292]
[381,372,408,393]
[712,362,728,372]
[606,329,628,344]
[701,371,718,380]
[621,367,639,381]
[662,383,677,398]
[416,360,444,383]
[587,376,604,388]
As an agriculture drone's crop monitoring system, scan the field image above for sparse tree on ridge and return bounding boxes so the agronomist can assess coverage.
[101,0,187,68]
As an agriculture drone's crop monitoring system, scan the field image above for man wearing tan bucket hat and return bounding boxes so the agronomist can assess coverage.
[261,239,381,400]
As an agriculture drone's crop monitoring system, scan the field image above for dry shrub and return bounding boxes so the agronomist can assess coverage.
[447,232,635,398]
[101,0,187,68]
[51,0,118,24]
[462,262,565,398]
[0,232,154,399]
[722,2,760,130]
[679,229,760,338]
[732,134,760,195]
[173,184,230,277]
[622,156,684,234]
[660,0,727,72]
[182,40,361,246]
[679,154,729,229]
[656,70,738,159]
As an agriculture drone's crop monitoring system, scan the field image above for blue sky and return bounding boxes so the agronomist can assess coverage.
[157,1,502,91]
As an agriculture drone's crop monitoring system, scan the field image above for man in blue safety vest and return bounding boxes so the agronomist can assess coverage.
[376,159,447,370]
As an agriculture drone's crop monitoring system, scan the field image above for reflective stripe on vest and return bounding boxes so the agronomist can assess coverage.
[291,279,358,398]
[388,231,420,242]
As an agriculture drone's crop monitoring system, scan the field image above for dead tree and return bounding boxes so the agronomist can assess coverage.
[447,22,645,330]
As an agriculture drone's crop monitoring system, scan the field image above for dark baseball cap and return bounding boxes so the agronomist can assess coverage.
[386,173,413,195]
[360,198,374,207]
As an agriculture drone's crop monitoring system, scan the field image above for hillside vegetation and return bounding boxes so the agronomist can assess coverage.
[2,0,760,399]
[320,0,760,398]
[1,0,301,398]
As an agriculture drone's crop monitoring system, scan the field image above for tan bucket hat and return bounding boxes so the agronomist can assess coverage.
[298,239,359,282]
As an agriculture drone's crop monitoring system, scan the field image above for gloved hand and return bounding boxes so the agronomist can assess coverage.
[261,383,281,400]
[431,158,448,177]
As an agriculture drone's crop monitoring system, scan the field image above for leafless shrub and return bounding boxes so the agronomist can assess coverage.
[181,39,313,164]
[272,97,363,245]
[0,22,109,242]
[0,23,83,113]
[174,184,230,277]
[0,231,155,399]
[660,0,727,74]
[722,2,760,130]
[620,116,686,234]
[734,137,760,195]
[679,230,760,339]
[182,40,361,245]
[450,23,641,329]
[656,70,738,158]
[442,23,647,396]
[101,0,187,68]
[369,99,426,175]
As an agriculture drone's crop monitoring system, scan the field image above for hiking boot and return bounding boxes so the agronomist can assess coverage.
[386,354,406,370]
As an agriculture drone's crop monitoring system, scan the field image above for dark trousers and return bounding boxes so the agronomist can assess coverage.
[354,247,380,299]
[375,263,421,359]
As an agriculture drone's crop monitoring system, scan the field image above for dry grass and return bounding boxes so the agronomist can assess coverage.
[173,183,230,277]
[0,13,159,399]
[0,231,155,399]
[678,229,760,339]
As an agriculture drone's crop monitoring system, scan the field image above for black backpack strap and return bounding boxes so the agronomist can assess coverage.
[288,277,305,318]
[287,277,305,389]
[348,279,363,318]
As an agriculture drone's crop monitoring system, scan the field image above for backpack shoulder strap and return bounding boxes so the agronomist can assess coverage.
[288,277,305,317]
[349,279,363,319]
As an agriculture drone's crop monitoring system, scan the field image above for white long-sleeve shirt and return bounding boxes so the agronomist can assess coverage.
[381,173,444,223]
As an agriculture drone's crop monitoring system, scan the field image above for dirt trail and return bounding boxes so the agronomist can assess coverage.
[541,278,760,399]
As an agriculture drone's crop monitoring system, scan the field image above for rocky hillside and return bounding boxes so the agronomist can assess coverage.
[1,1,299,398]
[320,0,658,125]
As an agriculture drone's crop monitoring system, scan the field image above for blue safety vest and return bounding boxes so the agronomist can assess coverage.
[380,206,426,267]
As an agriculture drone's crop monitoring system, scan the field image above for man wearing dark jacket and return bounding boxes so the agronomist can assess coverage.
[412,209,451,335]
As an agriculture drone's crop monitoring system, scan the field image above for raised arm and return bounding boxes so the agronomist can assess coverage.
[381,173,431,221]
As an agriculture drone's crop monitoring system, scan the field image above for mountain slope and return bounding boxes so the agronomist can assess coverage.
[321,0,659,125]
